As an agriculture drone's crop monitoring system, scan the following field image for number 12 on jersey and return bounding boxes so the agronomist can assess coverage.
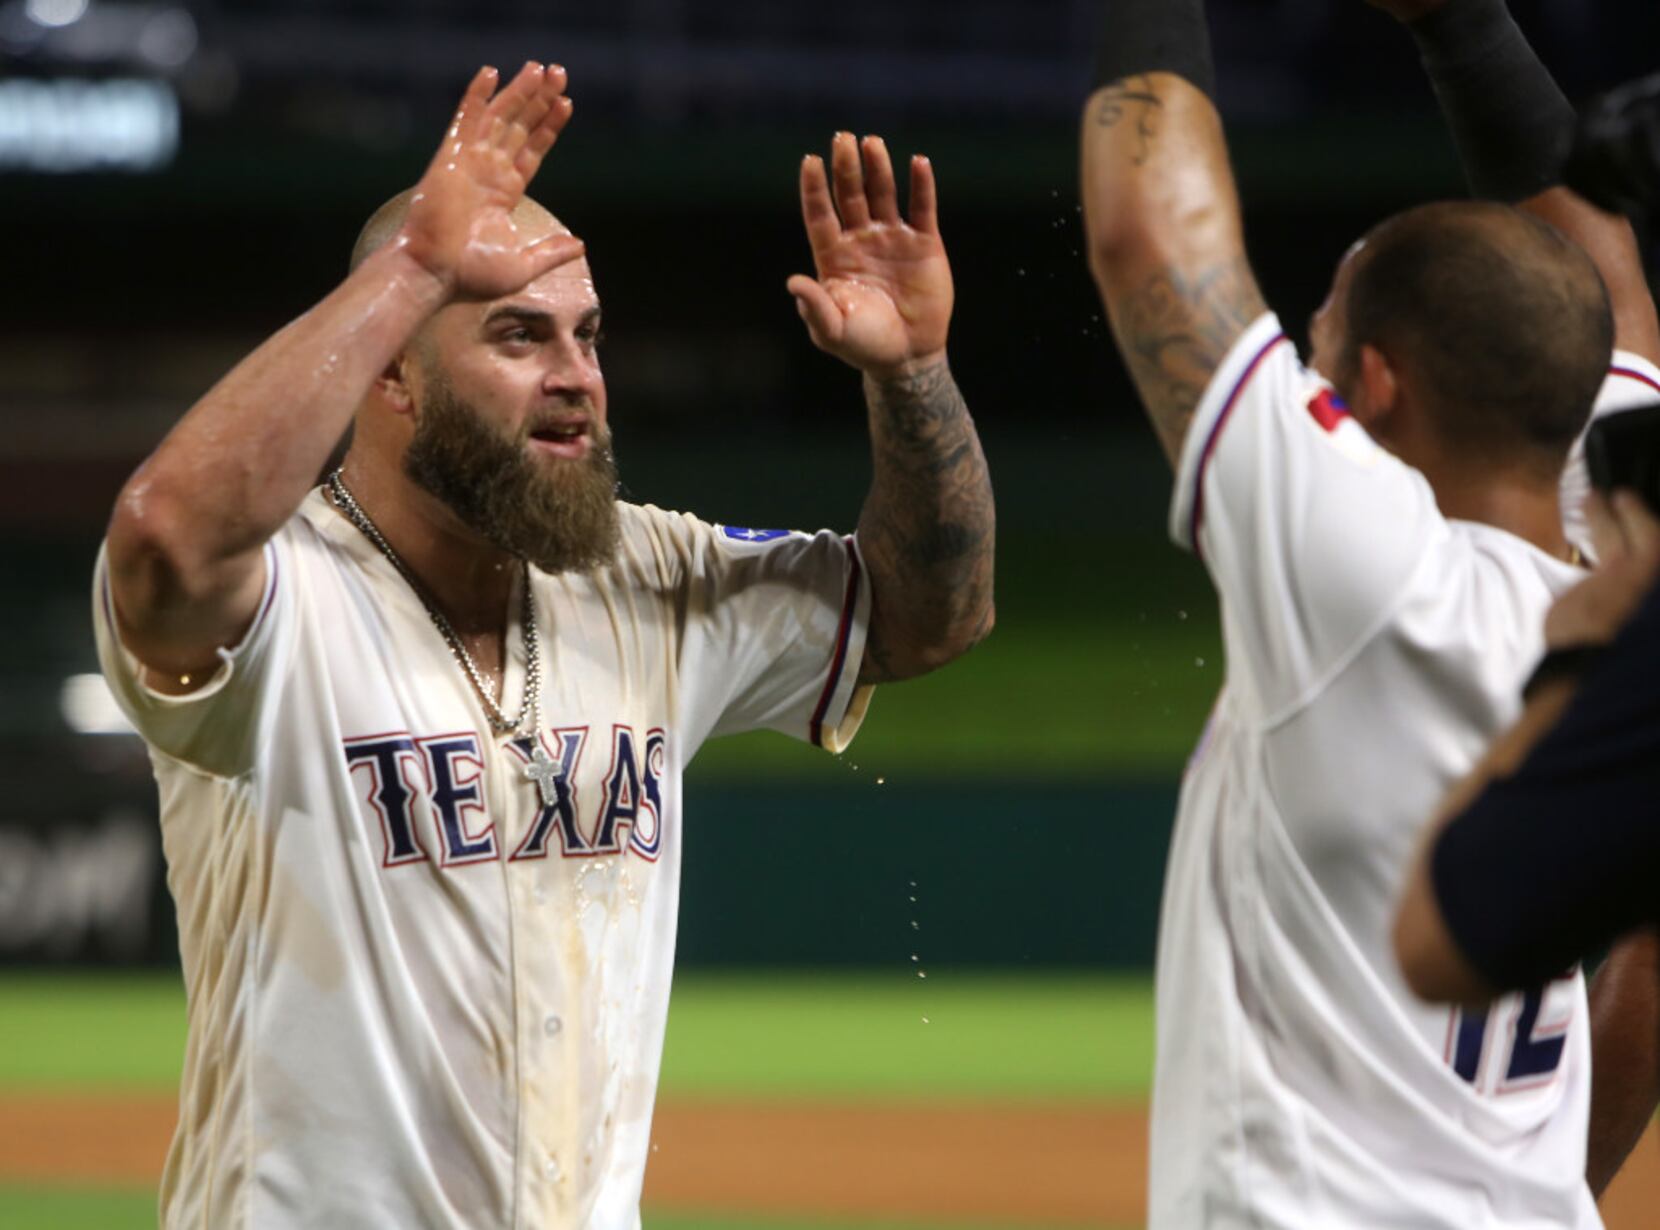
[1446,972,1577,1095]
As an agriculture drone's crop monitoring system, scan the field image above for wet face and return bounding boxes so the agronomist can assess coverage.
[403,245,621,573]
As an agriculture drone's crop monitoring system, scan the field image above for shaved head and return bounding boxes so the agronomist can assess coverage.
[349,188,568,274]
[1340,201,1613,476]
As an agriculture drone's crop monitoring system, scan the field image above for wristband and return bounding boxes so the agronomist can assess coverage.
[1521,644,1604,701]
[1092,0,1216,102]
[1407,0,1575,203]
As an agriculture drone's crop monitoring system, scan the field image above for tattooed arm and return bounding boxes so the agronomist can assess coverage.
[854,361,994,683]
[1081,72,1268,466]
[788,132,995,683]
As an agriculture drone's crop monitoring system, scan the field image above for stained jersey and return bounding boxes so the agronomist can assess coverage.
[92,490,872,1230]
[1148,312,1660,1229]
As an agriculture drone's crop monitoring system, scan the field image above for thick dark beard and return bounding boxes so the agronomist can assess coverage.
[403,378,622,575]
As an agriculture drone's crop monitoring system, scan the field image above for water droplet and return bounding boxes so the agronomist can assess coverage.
[1016,267,1026,277]
[917,970,928,979]
[909,881,916,888]
[908,896,917,903]
[911,920,920,930]
[1177,609,1189,621]
[911,954,919,961]
[921,1016,931,1024]
[875,776,885,785]
[1195,658,1205,667]
[1050,188,1059,198]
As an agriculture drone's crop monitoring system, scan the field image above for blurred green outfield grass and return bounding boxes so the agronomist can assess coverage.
[0,972,1153,1229]
[691,531,1222,782]
[0,1190,1131,1230]
[0,971,1155,1098]
[609,431,1229,783]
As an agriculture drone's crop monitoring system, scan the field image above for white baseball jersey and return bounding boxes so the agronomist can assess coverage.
[1149,311,1660,1229]
[93,491,872,1230]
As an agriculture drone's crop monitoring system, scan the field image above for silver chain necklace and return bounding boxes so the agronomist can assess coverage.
[326,471,562,804]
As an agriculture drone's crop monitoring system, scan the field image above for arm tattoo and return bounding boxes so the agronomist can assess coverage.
[1110,255,1267,464]
[856,359,995,685]
[1094,75,1165,166]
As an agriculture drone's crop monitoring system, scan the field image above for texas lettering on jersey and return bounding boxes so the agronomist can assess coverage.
[343,724,667,868]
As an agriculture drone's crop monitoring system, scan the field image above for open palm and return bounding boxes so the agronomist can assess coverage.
[789,132,954,377]
[402,62,584,300]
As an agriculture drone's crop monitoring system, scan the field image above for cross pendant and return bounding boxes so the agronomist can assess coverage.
[522,742,562,808]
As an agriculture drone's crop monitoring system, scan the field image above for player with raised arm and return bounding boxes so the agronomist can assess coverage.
[1366,0,1660,1198]
[1081,0,1658,1224]
[98,62,992,1228]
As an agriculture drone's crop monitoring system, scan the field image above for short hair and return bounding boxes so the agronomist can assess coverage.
[1341,202,1613,474]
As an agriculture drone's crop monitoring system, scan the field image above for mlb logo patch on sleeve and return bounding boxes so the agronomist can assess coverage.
[719,526,792,544]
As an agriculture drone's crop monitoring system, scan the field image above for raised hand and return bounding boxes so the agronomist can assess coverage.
[400,62,585,300]
[788,132,953,378]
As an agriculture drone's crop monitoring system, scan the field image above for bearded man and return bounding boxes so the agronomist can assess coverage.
[95,63,993,1229]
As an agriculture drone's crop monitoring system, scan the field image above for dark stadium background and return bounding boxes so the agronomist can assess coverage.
[2,0,1655,971]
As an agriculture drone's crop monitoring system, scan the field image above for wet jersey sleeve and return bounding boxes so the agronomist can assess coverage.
[92,531,298,778]
[1431,579,1660,989]
[1168,313,1444,719]
[1560,351,1660,551]
[667,513,872,752]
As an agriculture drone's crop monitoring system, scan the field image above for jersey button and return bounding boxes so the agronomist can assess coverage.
[544,1156,562,1182]
[533,883,549,905]
[544,1015,563,1037]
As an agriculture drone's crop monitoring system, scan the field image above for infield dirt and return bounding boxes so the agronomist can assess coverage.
[2,1093,1656,1226]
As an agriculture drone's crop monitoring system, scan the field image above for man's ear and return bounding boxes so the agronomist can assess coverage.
[373,353,418,416]
[1347,342,1400,435]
